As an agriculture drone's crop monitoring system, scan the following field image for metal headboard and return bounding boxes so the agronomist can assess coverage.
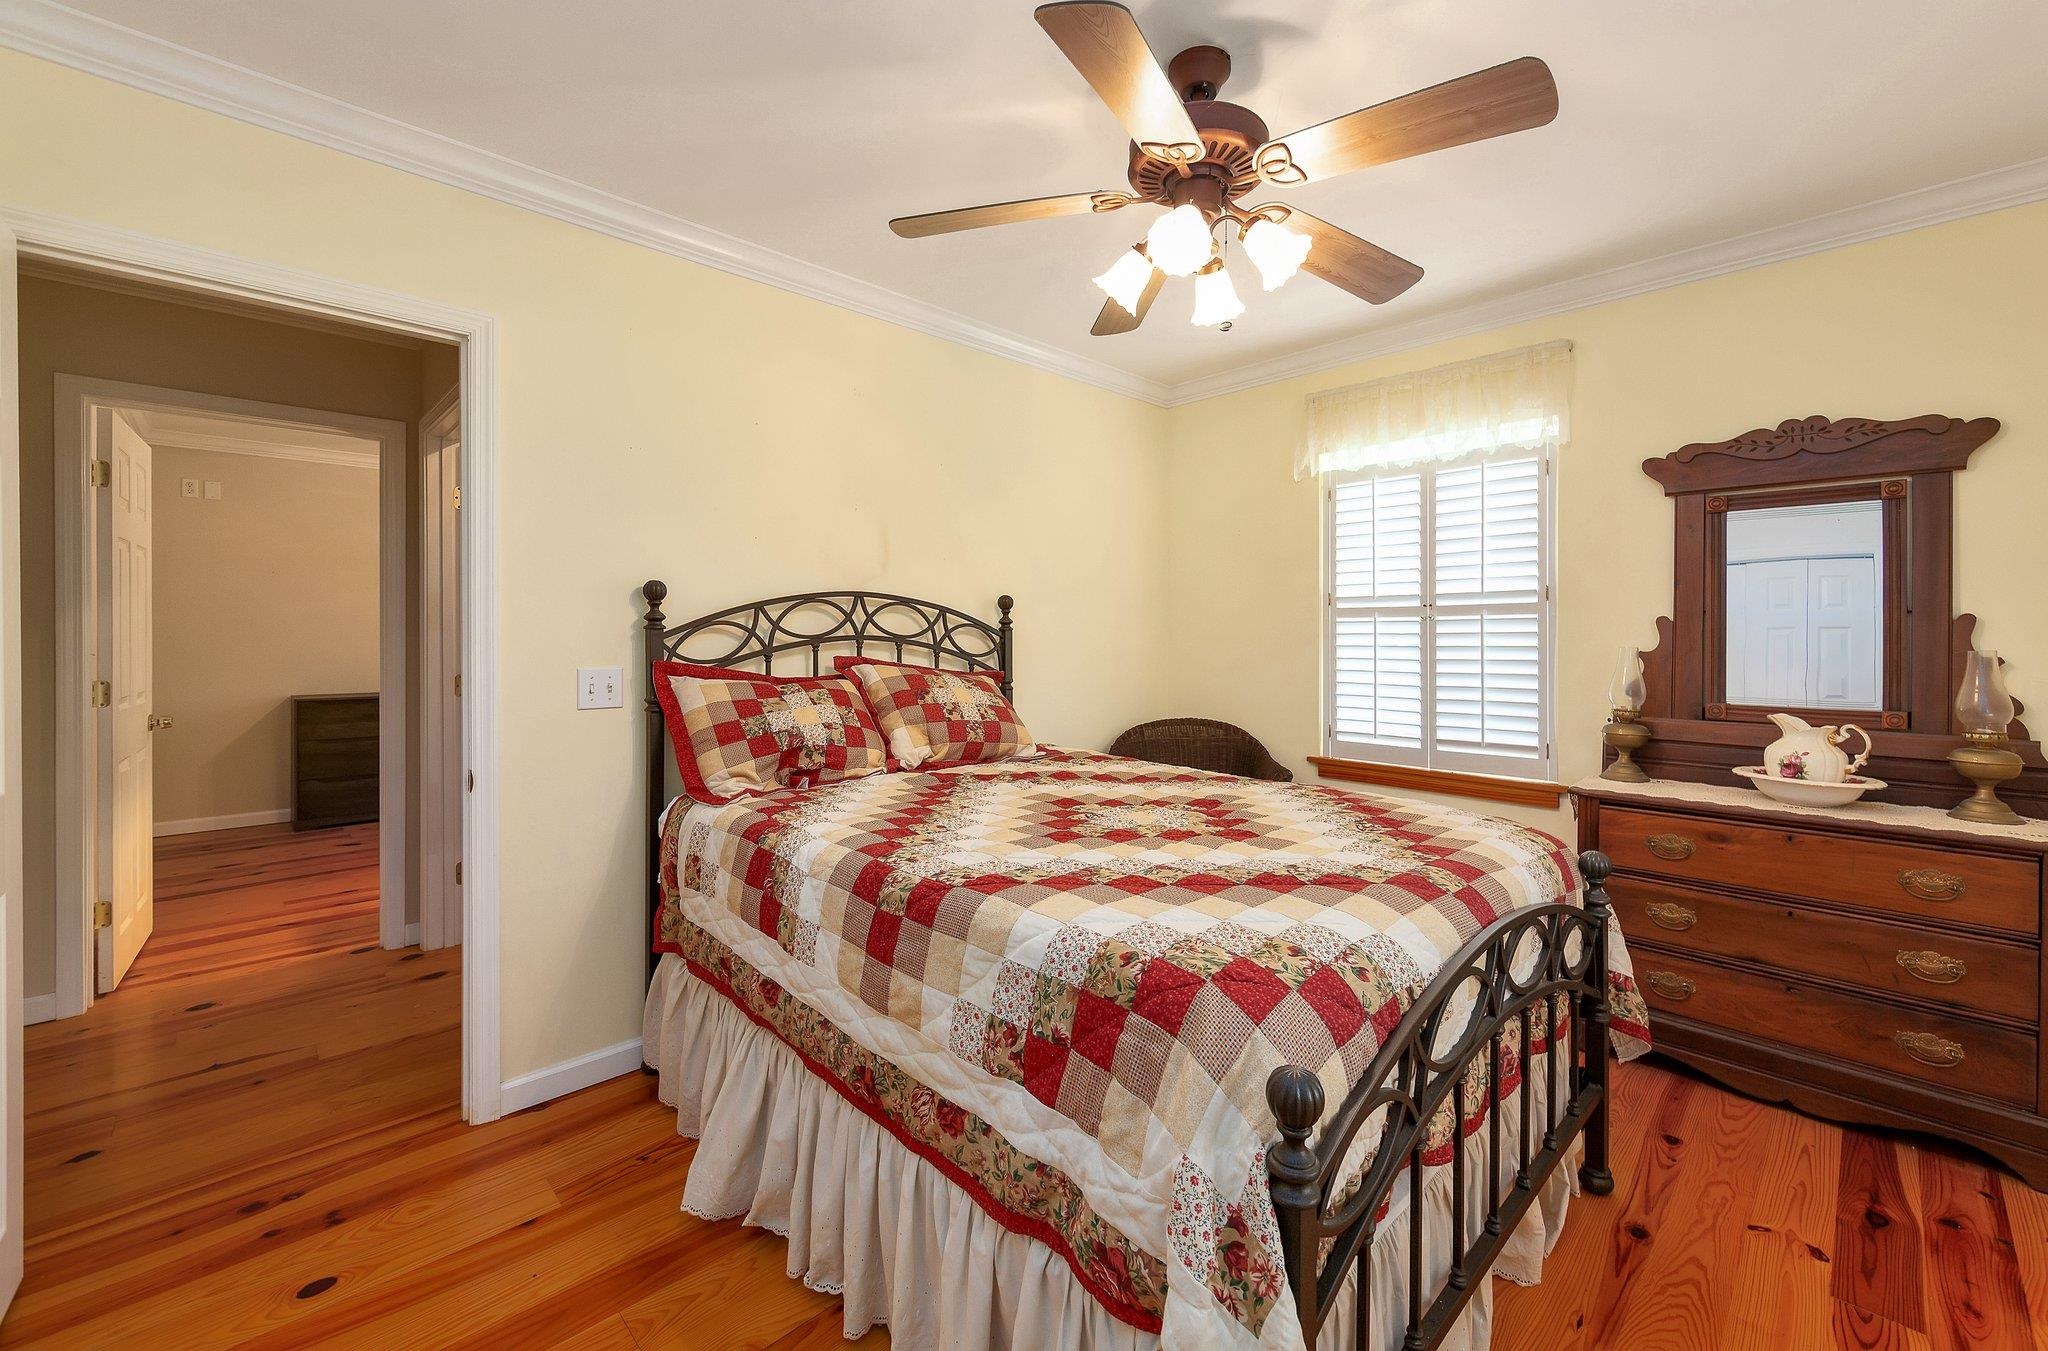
[638,581,1013,982]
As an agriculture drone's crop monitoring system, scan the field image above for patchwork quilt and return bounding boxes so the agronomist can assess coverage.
[657,749,1650,1350]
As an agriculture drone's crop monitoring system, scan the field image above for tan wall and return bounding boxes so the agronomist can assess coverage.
[150,443,380,827]
[1163,199,2048,838]
[15,271,435,996]
[2,51,1176,1076]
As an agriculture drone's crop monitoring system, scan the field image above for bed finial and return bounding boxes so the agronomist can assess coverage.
[1266,1064,1326,1339]
[642,579,668,622]
[997,594,1014,615]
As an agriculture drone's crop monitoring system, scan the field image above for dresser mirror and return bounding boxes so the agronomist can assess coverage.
[1713,485,1895,718]
[1623,414,2045,818]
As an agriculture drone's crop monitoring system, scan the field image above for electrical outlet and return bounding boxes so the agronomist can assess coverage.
[576,666,624,710]
[181,478,201,499]
[204,480,223,500]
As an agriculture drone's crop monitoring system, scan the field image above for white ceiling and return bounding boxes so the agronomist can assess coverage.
[14,0,2048,399]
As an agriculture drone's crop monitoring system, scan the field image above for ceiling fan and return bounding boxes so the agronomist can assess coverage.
[888,2,1558,335]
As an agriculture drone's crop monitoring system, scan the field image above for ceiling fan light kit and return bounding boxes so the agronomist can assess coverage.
[1092,245,1157,316]
[888,2,1559,337]
[1190,259,1246,327]
[1242,216,1312,291]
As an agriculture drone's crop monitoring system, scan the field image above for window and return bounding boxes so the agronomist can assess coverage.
[1311,342,1567,783]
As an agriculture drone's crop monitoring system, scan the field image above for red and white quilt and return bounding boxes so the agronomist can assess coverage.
[657,748,1649,1349]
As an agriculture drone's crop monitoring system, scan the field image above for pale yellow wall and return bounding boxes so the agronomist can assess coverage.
[15,272,433,995]
[1,51,1174,1076]
[1164,200,2048,838]
[150,444,380,826]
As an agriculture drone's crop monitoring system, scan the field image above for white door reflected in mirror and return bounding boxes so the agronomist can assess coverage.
[1724,498,1883,709]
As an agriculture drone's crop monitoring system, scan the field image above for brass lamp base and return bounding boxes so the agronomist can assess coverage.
[1602,716,1652,783]
[1948,739,2024,825]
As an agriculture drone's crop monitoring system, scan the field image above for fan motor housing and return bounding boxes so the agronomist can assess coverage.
[1125,98,1269,205]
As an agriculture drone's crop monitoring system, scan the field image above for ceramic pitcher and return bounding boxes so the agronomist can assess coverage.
[1763,712,1873,783]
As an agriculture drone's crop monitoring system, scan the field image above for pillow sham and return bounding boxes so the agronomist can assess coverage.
[653,660,888,803]
[833,655,1037,769]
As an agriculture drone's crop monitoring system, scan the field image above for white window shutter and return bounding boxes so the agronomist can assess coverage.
[1326,452,1552,780]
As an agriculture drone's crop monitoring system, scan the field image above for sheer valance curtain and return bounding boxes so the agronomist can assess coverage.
[1294,339,1574,479]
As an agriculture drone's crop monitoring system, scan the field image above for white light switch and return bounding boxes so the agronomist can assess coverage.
[577,666,624,710]
[204,480,223,500]
[181,478,201,499]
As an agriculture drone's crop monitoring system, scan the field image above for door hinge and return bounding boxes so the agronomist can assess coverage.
[93,900,112,929]
[453,672,461,697]
[89,459,112,488]
[452,484,461,510]
[91,679,112,708]
[454,861,463,886]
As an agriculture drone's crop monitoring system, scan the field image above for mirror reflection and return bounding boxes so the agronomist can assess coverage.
[1723,499,1883,709]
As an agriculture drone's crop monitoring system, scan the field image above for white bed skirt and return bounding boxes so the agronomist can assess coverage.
[645,952,1580,1351]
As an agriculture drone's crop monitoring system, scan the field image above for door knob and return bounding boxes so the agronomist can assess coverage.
[147,714,173,731]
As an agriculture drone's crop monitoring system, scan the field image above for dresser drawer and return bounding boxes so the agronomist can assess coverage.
[1612,876,2037,1024]
[1634,950,2036,1109]
[1602,806,2040,937]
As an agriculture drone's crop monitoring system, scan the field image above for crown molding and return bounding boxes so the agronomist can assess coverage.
[0,1,1173,406]
[6,1,2045,413]
[1164,153,2048,406]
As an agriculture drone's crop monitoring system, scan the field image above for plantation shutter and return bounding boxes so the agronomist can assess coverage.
[1316,343,1566,782]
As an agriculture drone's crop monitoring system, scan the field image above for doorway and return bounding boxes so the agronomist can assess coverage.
[52,378,423,1003]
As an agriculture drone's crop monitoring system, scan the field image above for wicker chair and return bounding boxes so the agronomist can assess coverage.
[1106,718,1295,782]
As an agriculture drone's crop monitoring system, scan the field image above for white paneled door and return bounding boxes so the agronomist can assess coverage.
[99,412,155,993]
[1,222,29,1313]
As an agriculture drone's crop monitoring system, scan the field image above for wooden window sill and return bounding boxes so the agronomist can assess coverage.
[1308,756,1566,808]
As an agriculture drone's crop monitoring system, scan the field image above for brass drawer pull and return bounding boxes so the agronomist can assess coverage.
[1897,868,1966,903]
[1643,901,1697,932]
[1644,971,1696,1001]
[1895,950,1966,985]
[1893,1030,1965,1068]
[1645,834,1696,862]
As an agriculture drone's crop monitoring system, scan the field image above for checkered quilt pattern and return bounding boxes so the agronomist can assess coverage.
[657,748,1649,1350]
[835,656,1038,768]
[653,661,888,802]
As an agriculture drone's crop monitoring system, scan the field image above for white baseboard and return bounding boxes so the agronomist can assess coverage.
[499,1037,645,1115]
[153,808,292,837]
[22,994,57,1026]
[403,922,420,947]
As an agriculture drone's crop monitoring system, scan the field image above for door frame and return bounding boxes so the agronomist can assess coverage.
[7,204,505,1124]
[54,375,413,1005]
[418,387,460,950]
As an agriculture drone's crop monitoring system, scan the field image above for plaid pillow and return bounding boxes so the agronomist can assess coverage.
[835,655,1037,769]
[654,661,887,803]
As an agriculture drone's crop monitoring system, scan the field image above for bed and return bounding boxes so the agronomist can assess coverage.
[637,582,1650,1350]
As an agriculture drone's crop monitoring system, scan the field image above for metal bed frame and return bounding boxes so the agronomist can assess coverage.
[638,580,1614,1350]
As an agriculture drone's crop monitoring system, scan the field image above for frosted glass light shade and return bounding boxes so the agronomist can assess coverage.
[1242,218,1311,291]
[1190,265,1244,326]
[1091,248,1155,316]
[1146,204,1213,277]
[1956,649,2016,738]
[1609,644,1646,716]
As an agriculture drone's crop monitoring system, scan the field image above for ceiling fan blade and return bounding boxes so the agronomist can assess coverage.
[1035,2,1204,166]
[889,190,1131,238]
[1090,266,1164,335]
[1282,209,1423,304]
[1256,57,1558,185]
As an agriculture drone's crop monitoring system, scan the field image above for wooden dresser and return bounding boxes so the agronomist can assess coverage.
[1574,779,2048,1186]
[291,693,379,830]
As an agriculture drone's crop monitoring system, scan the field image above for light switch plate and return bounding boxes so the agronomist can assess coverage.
[181,478,201,499]
[204,480,223,500]
[576,666,624,710]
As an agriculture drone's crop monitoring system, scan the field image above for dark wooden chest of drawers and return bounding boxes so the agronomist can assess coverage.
[1575,782,2048,1187]
[291,693,379,830]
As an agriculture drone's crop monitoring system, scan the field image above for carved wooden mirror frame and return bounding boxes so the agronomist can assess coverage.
[1624,414,2046,816]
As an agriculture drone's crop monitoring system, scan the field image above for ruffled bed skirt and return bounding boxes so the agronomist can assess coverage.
[644,953,1579,1351]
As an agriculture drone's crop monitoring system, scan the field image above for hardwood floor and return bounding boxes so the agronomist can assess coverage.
[4,824,2042,1348]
